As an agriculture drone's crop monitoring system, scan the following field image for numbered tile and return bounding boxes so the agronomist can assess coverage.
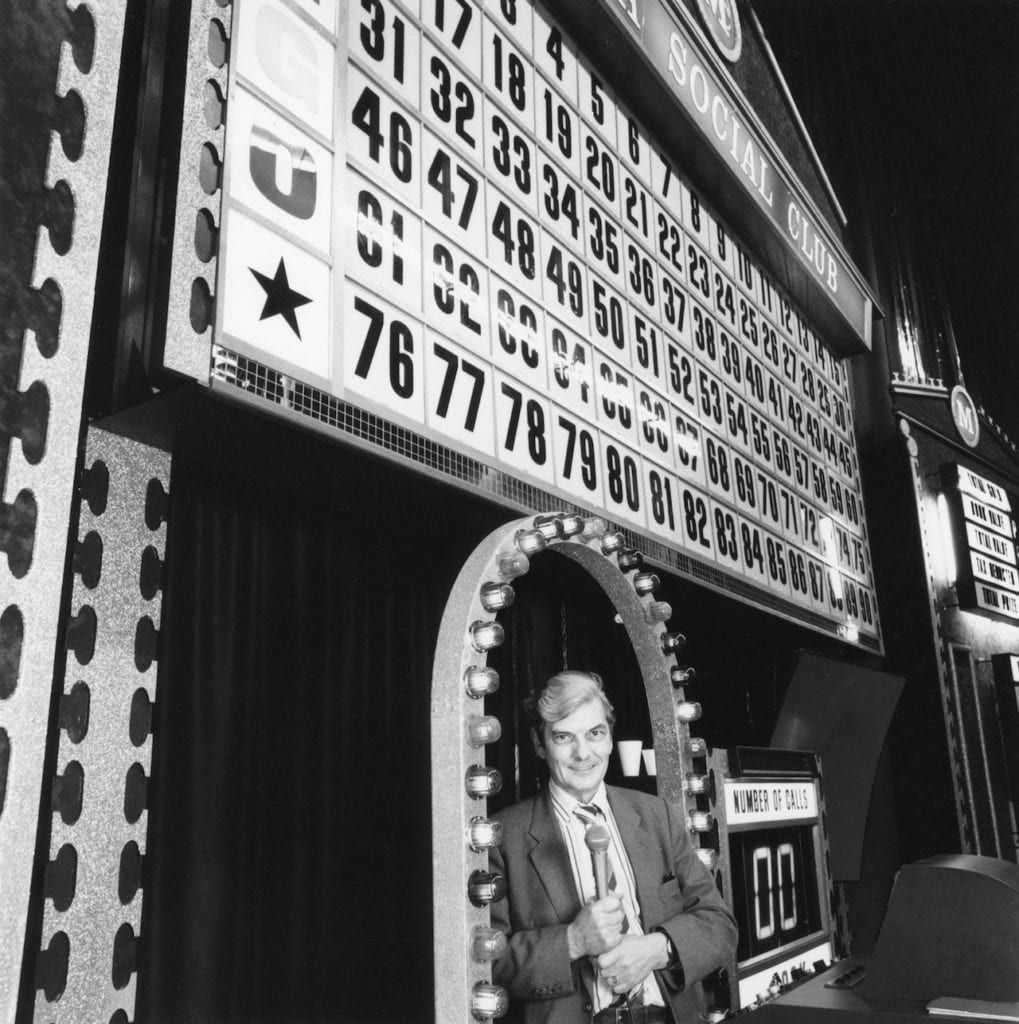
[422,36,483,158]
[489,272,548,391]
[486,185,540,291]
[696,367,725,435]
[541,230,589,334]
[578,56,617,145]
[747,407,772,466]
[770,426,795,486]
[703,431,735,505]
[493,371,555,483]
[583,193,625,290]
[690,300,719,371]
[422,130,487,253]
[547,316,596,418]
[729,450,760,521]
[807,553,832,615]
[804,408,824,459]
[798,360,819,410]
[344,167,423,313]
[424,330,495,453]
[536,76,582,176]
[590,273,632,363]
[483,15,535,130]
[717,331,745,397]
[580,122,620,217]
[630,309,666,386]
[666,339,698,417]
[659,270,692,348]
[623,236,660,316]
[533,5,578,103]
[764,369,787,426]
[651,151,684,222]
[349,0,421,108]
[685,240,713,314]
[552,405,603,506]
[485,98,539,213]
[761,529,791,599]
[671,478,712,562]
[711,264,737,330]
[754,465,782,533]
[786,390,808,450]
[806,452,829,507]
[643,462,684,544]
[422,0,483,75]
[621,168,654,248]
[707,213,734,277]
[737,515,769,588]
[537,152,584,253]
[785,544,814,610]
[343,283,425,420]
[682,182,712,251]
[736,292,763,358]
[655,202,686,282]
[348,66,421,205]
[423,225,491,352]
[616,104,652,186]
[599,436,646,528]
[594,353,638,447]
[671,406,706,488]
[733,242,757,299]
[759,314,782,371]
[710,499,743,576]
[634,383,673,467]
[796,495,822,554]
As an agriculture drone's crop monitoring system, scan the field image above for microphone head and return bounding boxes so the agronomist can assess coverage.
[584,823,611,853]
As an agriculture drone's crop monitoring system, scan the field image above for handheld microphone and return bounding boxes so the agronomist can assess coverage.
[584,823,612,899]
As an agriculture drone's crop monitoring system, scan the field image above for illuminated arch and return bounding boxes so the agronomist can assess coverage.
[431,512,711,1022]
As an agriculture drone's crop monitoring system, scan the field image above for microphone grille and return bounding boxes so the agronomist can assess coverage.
[584,823,611,852]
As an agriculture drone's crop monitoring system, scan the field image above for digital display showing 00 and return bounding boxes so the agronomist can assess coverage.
[730,825,822,962]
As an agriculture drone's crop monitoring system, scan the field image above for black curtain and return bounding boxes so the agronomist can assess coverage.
[137,423,494,1024]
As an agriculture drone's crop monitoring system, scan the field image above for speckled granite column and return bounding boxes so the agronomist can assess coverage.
[0,3,128,1019]
[34,427,170,1023]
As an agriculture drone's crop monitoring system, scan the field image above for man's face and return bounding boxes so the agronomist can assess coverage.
[537,698,613,803]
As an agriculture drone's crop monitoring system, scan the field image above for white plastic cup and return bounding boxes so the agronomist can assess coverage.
[617,740,643,777]
[642,748,657,777]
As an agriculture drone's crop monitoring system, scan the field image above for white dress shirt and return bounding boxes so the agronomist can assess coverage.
[548,780,666,1012]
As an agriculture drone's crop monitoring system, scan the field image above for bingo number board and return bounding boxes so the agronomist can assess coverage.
[214,0,880,646]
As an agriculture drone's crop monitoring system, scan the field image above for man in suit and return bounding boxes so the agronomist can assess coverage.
[489,671,737,1024]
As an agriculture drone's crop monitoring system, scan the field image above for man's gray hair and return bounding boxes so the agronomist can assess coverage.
[528,670,616,729]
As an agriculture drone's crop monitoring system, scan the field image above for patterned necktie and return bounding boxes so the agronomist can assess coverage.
[575,803,643,1010]
[574,804,629,932]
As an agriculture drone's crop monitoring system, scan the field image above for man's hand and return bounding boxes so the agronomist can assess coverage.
[596,932,670,994]
[567,896,625,959]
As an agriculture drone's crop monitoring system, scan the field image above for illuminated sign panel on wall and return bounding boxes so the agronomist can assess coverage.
[942,463,1019,621]
[197,0,881,645]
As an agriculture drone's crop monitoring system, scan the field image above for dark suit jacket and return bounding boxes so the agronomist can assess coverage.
[489,786,737,1024]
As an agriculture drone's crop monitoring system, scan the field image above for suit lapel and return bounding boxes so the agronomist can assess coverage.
[607,787,660,924]
[526,790,583,924]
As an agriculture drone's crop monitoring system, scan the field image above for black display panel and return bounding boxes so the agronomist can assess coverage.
[730,824,821,962]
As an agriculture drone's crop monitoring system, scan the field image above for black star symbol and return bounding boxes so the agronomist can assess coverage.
[249,258,312,339]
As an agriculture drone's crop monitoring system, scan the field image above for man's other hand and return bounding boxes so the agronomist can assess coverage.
[567,896,624,959]
[596,932,670,993]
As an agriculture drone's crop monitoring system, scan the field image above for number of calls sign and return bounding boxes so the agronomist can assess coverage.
[206,0,880,644]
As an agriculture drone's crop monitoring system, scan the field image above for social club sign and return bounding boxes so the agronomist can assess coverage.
[211,0,880,644]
